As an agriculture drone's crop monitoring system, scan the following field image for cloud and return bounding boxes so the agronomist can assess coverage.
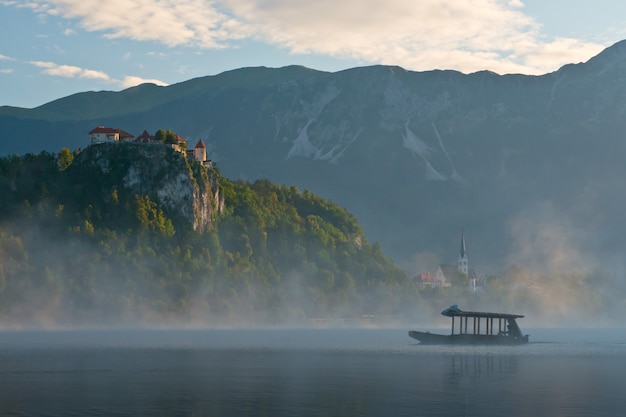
[29,60,110,80]
[13,0,244,48]
[29,60,56,69]
[1,69,14,74]
[1,54,16,61]
[225,0,603,74]
[7,0,608,75]
[523,37,604,69]
[27,59,167,88]
[80,68,111,80]
[121,75,169,88]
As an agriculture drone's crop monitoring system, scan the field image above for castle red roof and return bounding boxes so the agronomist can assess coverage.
[89,126,117,135]
[195,139,206,149]
[89,126,134,138]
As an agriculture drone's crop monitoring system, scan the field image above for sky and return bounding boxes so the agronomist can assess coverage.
[1,0,626,108]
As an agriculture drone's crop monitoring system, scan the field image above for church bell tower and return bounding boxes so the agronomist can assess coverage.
[457,230,468,275]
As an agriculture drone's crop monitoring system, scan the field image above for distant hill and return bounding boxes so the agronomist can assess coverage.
[4,41,626,272]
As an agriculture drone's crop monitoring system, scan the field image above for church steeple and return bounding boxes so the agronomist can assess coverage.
[460,229,466,258]
[458,229,468,274]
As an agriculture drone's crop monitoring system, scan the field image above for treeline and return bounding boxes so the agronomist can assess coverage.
[0,147,416,327]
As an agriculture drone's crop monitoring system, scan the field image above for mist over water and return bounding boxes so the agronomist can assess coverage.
[1,327,625,416]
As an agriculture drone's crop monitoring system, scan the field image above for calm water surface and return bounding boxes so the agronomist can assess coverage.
[0,328,625,416]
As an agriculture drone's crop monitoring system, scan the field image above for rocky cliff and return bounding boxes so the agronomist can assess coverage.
[72,142,222,232]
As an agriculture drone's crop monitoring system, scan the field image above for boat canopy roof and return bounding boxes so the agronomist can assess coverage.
[441,305,524,319]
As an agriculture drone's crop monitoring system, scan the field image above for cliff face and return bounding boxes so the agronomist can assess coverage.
[73,142,222,232]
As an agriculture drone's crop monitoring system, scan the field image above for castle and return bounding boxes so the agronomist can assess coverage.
[88,126,212,167]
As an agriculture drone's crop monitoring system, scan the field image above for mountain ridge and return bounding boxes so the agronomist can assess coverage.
[3,41,626,272]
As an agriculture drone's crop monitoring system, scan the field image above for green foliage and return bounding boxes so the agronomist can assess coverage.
[153,128,186,153]
[57,148,74,171]
[164,130,178,145]
[134,195,175,237]
[154,129,166,142]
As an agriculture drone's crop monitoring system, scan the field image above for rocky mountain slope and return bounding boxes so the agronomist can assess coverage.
[4,40,626,271]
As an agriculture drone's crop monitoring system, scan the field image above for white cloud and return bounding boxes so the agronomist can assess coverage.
[523,37,604,69]
[29,60,57,68]
[6,0,609,75]
[27,59,166,87]
[224,0,603,74]
[1,69,14,74]
[13,0,244,48]
[121,75,169,88]
[44,64,82,77]
[0,54,16,61]
[80,68,110,80]
[29,60,110,80]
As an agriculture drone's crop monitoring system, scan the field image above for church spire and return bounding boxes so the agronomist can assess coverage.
[458,229,468,274]
[460,229,466,258]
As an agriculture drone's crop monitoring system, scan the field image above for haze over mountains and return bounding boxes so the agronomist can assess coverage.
[4,40,626,274]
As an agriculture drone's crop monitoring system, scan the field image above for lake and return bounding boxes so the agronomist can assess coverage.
[0,327,624,416]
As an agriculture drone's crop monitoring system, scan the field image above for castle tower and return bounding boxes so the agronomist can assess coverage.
[193,139,207,162]
[457,229,468,275]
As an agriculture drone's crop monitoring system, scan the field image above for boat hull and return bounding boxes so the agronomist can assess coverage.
[408,330,529,345]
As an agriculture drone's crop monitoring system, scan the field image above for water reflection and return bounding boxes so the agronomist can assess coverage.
[448,353,520,378]
[0,329,625,416]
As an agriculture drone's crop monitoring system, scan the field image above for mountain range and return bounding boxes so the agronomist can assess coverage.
[4,40,626,273]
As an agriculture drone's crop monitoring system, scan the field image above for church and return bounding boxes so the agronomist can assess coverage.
[433,230,479,290]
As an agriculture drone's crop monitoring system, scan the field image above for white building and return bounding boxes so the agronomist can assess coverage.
[89,126,134,145]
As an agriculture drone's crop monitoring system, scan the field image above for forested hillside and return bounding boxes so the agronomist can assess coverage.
[0,143,416,327]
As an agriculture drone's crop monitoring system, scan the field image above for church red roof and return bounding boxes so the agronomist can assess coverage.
[195,139,206,149]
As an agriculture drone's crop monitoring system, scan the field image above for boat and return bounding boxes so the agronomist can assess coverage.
[408,305,529,345]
